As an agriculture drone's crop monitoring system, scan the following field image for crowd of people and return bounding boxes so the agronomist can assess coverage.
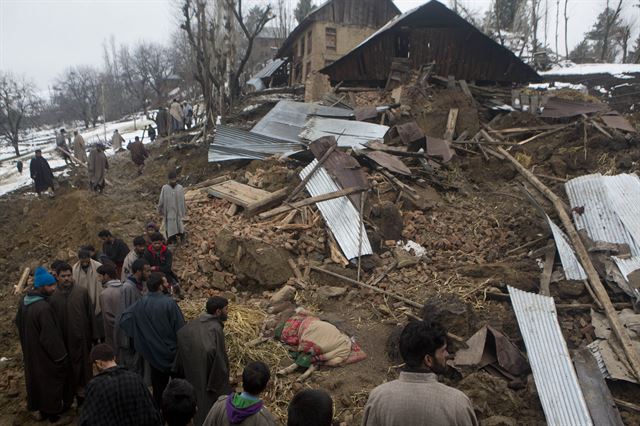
[16,251,478,426]
[26,98,196,197]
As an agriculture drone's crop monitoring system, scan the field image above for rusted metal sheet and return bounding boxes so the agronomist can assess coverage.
[453,325,529,376]
[354,106,379,121]
[362,150,411,176]
[540,97,608,118]
[393,121,425,151]
[309,136,368,207]
[426,136,454,162]
[573,348,624,426]
[320,0,541,84]
[601,112,636,133]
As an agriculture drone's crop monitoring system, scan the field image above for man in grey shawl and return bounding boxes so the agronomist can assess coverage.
[158,171,186,244]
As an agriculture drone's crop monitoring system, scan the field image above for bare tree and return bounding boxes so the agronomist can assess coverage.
[273,0,293,40]
[0,73,41,156]
[600,0,624,62]
[616,22,633,62]
[225,0,274,100]
[53,66,102,128]
[564,0,569,58]
[135,42,174,103]
[118,45,152,111]
[555,0,560,56]
[181,0,223,125]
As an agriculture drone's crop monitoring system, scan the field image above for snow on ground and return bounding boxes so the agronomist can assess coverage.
[0,112,155,197]
[541,63,640,77]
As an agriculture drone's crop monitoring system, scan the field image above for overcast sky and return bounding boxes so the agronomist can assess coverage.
[0,0,637,90]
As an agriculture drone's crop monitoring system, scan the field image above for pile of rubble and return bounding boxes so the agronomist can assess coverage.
[170,71,640,424]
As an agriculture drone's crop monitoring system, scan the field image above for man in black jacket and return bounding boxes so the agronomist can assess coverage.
[29,150,55,197]
[98,230,129,278]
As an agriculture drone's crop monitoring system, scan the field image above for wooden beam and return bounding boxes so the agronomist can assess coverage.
[444,108,459,141]
[498,146,640,382]
[539,240,556,296]
[13,267,30,295]
[244,188,289,217]
[285,144,336,203]
[258,187,365,220]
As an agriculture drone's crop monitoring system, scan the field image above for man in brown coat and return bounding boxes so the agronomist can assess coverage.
[73,131,88,164]
[49,262,94,409]
[127,136,149,175]
[362,320,478,426]
[88,143,108,193]
[203,361,275,426]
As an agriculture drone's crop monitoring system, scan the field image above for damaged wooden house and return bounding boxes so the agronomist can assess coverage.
[320,0,542,86]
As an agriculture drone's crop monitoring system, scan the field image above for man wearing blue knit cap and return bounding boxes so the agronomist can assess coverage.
[15,266,70,424]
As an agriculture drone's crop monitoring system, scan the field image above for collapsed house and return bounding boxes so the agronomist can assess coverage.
[275,0,400,84]
[320,0,542,86]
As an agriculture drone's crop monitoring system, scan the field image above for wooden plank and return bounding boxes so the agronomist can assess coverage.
[498,146,640,382]
[459,80,473,100]
[573,348,624,426]
[258,187,366,220]
[539,240,556,296]
[444,108,459,140]
[208,181,271,208]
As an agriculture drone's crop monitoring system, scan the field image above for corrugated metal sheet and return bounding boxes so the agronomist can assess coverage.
[251,101,354,143]
[613,256,640,281]
[546,216,587,280]
[565,174,640,256]
[602,174,640,247]
[300,159,372,260]
[300,117,389,149]
[252,58,287,80]
[540,97,608,118]
[508,286,593,426]
[209,125,304,162]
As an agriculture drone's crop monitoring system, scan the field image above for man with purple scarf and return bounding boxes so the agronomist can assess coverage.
[203,361,275,425]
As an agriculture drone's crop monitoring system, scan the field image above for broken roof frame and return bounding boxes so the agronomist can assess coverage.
[508,286,593,426]
[300,159,372,260]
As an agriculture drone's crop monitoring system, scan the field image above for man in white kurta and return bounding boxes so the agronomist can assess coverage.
[158,171,186,244]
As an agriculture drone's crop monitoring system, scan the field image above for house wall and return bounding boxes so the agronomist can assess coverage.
[289,22,379,84]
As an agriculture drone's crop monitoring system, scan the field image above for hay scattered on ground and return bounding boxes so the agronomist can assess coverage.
[179,299,302,421]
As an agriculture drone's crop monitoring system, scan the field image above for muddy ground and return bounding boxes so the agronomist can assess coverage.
[1,106,640,425]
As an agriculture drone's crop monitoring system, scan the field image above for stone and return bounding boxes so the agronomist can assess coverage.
[317,286,347,298]
[393,247,419,269]
[558,280,585,298]
[214,229,292,290]
[270,285,296,304]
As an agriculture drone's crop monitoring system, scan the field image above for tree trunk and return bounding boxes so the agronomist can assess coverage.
[12,140,20,156]
[564,0,569,58]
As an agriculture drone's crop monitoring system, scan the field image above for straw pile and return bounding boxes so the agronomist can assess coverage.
[179,298,301,421]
